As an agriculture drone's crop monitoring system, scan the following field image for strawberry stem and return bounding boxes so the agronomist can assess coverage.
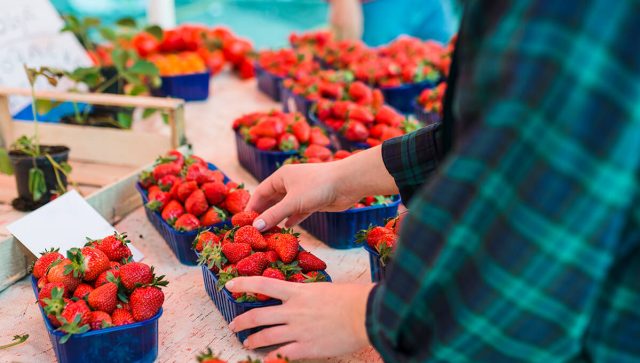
[0,334,29,350]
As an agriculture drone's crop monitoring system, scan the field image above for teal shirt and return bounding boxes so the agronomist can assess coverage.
[362,0,458,46]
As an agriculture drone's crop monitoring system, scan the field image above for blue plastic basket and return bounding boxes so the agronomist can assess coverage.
[201,264,331,342]
[235,131,298,182]
[31,276,162,363]
[412,99,441,126]
[255,64,284,101]
[136,163,232,266]
[380,79,438,114]
[363,244,386,282]
[300,196,401,249]
[280,86,316,120]
[156,71,210,101]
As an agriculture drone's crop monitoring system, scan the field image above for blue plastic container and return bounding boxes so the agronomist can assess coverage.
[235,131,298,182]
[363,244,386,282]
[280,85,316,120]
[380,79,438,114]
[13,102,91,123]
[156,71,210,101]
[412,99,441,126]
[255,64,284,101]
[201,265,331,342]
[31,276,162,363]
[135,163,232,266]
[300,196,401,249]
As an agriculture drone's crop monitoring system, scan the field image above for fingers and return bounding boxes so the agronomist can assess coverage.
[246,177,284,214]
[243,325,296,350]
[225,276,294,301]
[284,213,311,228]
[265,342,305,361]
[253,196,298,231]
[229,305,287,333]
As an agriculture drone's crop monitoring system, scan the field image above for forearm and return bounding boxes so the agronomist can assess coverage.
[329,0,363,40]
[332,145,399,199]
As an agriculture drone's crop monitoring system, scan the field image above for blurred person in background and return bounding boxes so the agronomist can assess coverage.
[329,0,458,46]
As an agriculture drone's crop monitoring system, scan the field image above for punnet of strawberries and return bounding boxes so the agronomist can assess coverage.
[138,150,250,232]
[196,211,329,303]
[314,99,421,146]
[256,48,319,80]
[357,214,405,266]
[32,233,167,343]
[233,110,331,151]
[417,82,447,114]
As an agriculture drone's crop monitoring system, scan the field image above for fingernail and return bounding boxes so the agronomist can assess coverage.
[225,280,235,290]
[243,339,250,348]
[253,219,266,231]
[228,321,236,331]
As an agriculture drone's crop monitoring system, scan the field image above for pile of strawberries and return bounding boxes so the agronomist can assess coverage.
[357,214,405,265]
[33,233,167,342]
[417,82,447,114]
[196,211,328,302]
[233,110,331,151]
[316,39,373,69]
[256,48,319,80]
[289,30,333,54]
[139,150,250,232]
[315,99,420,146]
[198,348,289,363]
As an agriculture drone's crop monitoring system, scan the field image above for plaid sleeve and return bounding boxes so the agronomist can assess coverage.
[381,123,441,203]
[367,1,640,362]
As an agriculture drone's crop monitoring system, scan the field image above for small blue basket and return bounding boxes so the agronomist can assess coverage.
[363,244,386,282]
[156,71,210,101]
[235,131,298,182]
[201,264,331,342]
[300,196,401,249]
[255,64,285,101]
[280,85,316,120]
[380,79,438,114]
[136,163,232,266]
[412,99,441,126]
[31,276,162,363]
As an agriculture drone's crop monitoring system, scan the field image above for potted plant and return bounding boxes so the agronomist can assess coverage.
[0,67,73,211]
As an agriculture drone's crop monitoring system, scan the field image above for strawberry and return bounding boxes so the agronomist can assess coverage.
[161,200,185,223]
[375,233,398,265]
[369,124,388,139]
[37,276,48,289]
[194,230,221,252]
[186,155,207,168]
[186,164,207,183]
[356,226,394,248]
[47,258,81,293]
[225,188,250,215]
[32,248,64,279]
[273,234,299,263]
[138,170,155,189]
[152,162,181,181]
[230,210,259,227]
[288,271,325,283]
[375,105,402,127]
[41,286,67,327]
[67,247,110,282]
[349,106,375,124]
[291,120,310,143]
[110,261,122,269]
[278,133,300,151]
[201,182,227,205]
[168,180,183,200]
[222,242,252,264]
[119,262,153,291]
[196,169,221,186]
[296,251,327,272]
[174,213,201,231]
[264,356,290,363]
[197,348,227,363]
[252,117,285,138]
[59,300,91,339]
[303,144,331,161]
[88,282,118,314]
[264,250,279,263]
[130,275,168,321]
[73,283,94,299]
[256,267,287,301]
[89,311,112,330]
[256,137,277,151]
[111,308,135,326]
[234,226,268,250]
[38,282,67,307]
[236,252,268,276]
[309,127,331,146]
[157,174,180,191]
[381,127,403,141]
[367,138,382,147]
[185,189,209,217]
[177,181,199,202]
[344,120,369,141]
[94,232,132,262]
[200,206,227,226]
[348,81,371,101]
[333,150,352,160]
[146,190,170,211]
[95,269,119,288]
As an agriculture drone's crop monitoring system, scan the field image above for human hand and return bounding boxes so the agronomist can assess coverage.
[226,277,374,360]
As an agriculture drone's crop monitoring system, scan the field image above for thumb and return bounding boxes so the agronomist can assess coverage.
[252,196,298,232]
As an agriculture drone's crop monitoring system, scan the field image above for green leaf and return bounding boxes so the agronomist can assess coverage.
[117,112,133,129]
[34,99,60,116]
[0,149,13,175]
[59,161,72,174]
[161,113,169,125]
[142,108,158,119]
[28,167,46,202]
[99,27,117,42]
[116,17,137,28]
[111,49,128,71]
[128,60,159,77]
[144,25,164,41]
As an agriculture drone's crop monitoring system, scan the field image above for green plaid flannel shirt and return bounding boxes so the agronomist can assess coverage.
[367,1,640,362]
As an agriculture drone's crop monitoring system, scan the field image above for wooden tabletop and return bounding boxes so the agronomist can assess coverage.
[0,74,383,363]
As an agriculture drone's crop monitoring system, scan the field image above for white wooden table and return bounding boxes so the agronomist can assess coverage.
[0,74,383,363]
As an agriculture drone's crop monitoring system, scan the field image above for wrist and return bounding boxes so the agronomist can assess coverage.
[351,283,375,346]
[332,146,399,199]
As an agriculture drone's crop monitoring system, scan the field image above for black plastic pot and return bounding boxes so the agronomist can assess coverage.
[9,145,70,204]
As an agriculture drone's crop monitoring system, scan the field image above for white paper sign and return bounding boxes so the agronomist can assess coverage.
[7,190,143,261]
[0,0,93,114]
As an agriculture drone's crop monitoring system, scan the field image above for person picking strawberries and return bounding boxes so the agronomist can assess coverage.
[224,1,640,362]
